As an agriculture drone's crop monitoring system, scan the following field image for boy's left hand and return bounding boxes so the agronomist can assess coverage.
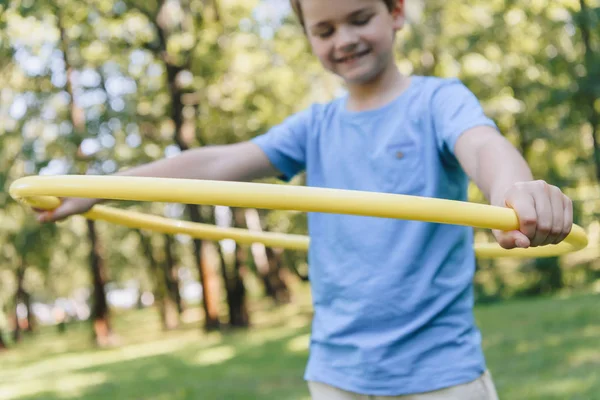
[493,180,573,249]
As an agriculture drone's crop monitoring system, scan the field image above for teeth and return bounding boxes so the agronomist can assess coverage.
[343,54,359,62]
[340,51,367,63]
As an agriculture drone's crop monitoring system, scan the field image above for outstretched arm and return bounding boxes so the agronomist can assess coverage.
[37,141,281,223]
[454,126,573,249]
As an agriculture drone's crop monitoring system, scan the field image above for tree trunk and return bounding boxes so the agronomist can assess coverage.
[589,116,600,181]
[12,260,27,342]
[138,231,179,330]
[190,227,221,331]
[244,209,291,304]
[150,2,222,330]
[0,329,7,350]
[224,208,250,328]
[212,238,250,328]
[208,208,250,328]
[57,15,114,345]
[229,244,250,328]
[12,311,21,344]
[163,234,184,314]
[265,248,292,304]
[214,242,236,324]
[173,74,221,330]
[166,62,222,330]
[577,0,600,180]
[17,259,35,334]
[56,15,85,150]
[23,289,34,333]
[86,220,114,346]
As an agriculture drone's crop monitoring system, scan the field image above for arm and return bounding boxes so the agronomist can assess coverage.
[454,126,533,206]
[454,126,573,248]
[39,104,313,223]
[111,141,279,182]
[37,141,281,222]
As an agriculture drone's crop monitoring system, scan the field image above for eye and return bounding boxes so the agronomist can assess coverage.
[315,28,334,39]
[352,14,373,26]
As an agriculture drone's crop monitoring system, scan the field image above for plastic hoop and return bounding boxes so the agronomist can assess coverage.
[9,175,589,258]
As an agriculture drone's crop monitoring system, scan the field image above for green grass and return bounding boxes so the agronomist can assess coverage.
[478,293,600,400]
[0,291,598,400]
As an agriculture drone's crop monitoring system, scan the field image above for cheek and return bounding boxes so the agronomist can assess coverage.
[310,41,332,63]
[361,18,395,48]
[364,28,393,49]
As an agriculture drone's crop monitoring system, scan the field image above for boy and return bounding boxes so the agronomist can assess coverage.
[38,0,573,398]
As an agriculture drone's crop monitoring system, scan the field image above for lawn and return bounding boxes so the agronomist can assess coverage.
[0,291,598,400]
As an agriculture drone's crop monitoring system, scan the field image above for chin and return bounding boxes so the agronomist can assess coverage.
[334,61,386,85]
[343,69,384,85]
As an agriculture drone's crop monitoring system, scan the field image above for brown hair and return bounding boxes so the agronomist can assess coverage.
[290,0,398,27]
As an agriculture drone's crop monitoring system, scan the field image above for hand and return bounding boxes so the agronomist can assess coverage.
[36,197,97,223]
[493,180,573,249]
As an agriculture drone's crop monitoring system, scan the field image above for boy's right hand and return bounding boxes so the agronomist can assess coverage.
[36,197,97,223]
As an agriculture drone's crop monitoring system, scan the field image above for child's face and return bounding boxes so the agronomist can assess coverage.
[300,0,404,85]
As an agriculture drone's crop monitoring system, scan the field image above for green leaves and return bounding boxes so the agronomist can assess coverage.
[1,0,599,309]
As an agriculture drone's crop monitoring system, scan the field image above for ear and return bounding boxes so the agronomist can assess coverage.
[391,0,405,31]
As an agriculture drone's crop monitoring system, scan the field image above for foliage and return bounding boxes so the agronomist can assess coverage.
[0,0,599,336]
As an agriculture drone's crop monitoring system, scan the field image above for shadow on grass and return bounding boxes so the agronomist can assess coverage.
[1,303,314,400]
[2,293,599,400]
[8,327,312,400]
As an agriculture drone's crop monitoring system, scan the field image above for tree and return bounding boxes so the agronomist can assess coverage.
[6,219,57,342]
[245,208,291,304]
[163,234,184,314]
[119,0,225,330]
[137,231,180,330]
[574,0,600,180]
[56,7,115,345]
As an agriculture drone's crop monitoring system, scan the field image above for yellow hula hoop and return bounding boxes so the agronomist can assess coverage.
[9,175,588,259]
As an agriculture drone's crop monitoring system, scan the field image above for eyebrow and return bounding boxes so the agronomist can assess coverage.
[308,7,375,31]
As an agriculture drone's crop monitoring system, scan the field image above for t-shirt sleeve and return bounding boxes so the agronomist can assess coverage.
[250,106,314,181]
[432,79,498,160]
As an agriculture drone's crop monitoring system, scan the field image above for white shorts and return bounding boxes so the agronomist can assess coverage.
[308,370,499,400]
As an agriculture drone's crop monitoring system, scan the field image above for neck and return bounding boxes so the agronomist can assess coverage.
[345,63,409,112]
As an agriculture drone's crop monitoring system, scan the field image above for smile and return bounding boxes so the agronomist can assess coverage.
[336,49,371,63]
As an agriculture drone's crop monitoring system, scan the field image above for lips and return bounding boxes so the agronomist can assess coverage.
[335,49,371,64]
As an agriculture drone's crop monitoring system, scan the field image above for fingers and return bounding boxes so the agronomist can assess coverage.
[44,203,77,223]
[35,198,94,223]
[36,210,52,223]
[534,184,573,246]
[37,208,62,223]
[493,229,530,249]
[529,183,553,247]
[545,185,565,245]
[504,181,573,248]
[556,193,573,244]
[505,187,537,245]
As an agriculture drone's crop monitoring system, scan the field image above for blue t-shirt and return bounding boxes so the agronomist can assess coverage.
[251,76,498,396]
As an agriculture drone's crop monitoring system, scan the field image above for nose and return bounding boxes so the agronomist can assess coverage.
[335,26,359,53]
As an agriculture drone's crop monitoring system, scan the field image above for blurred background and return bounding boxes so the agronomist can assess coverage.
[0,0,599,399]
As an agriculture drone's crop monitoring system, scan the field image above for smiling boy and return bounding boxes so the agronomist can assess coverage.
[38,0,573,398]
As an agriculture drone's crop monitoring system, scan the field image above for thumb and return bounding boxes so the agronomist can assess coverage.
[493,230,531,249]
